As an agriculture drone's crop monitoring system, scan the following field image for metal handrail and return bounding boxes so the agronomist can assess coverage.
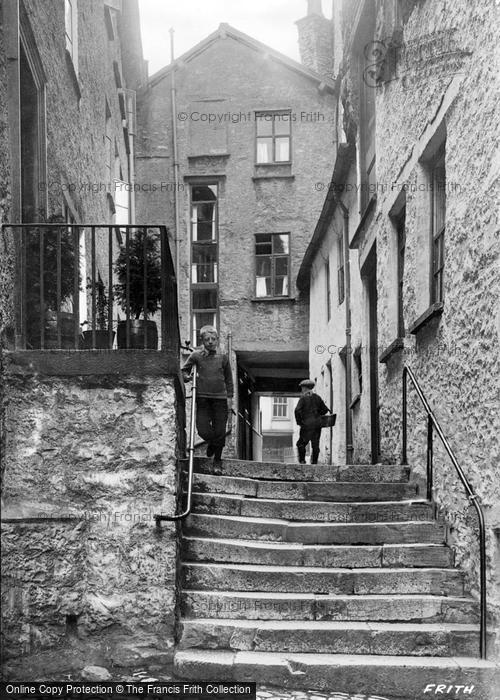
[402,364,487,659]
[154,366,197,523]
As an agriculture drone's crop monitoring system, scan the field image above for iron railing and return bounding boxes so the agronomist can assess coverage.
[5,223,178,352]
[402,364,487,659]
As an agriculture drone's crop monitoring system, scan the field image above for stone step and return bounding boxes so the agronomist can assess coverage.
[181,591,479,623]
[181,563,465,596]
[178,619,486,657]
[191,457,411,483]
[191,494,432,522]
[173,650,500,699]
[192,473,418,501]
[182,537,454,568]
[184,513,446,544]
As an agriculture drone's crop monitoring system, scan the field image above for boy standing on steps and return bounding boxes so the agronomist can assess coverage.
[182,326,233,467]
[294,379,331,464]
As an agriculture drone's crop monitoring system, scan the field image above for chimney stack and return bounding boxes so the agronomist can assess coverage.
[296,0,334,80]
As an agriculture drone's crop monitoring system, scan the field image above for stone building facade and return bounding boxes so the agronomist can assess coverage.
[298,0,500,650]
[135,19,336,457]
[1,0,185,677]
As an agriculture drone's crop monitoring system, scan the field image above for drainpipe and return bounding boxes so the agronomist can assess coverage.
[169,28,181,305]
[335,197,353,464]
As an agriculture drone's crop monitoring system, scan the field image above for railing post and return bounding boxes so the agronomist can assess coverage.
[401,366,408,464]
[426,414,433,501]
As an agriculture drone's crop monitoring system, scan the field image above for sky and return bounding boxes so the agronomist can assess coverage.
[138,0,332,78]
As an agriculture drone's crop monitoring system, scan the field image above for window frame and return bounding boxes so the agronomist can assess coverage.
[325,257,331,321]
[394,206,406,336]
[430,150,446,304]
[254,232,291,299]
[255,110,292,165]
[337,233,345,305]
[190,183,220,347]
[272,396,289,420]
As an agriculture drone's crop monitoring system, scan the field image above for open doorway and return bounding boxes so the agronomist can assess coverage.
[254,394,302,463]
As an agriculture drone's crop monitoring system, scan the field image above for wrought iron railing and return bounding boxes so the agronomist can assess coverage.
[402,364,487,659]
[4,223,178,351]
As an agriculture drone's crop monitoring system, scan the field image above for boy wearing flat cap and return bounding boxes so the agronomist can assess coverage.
[294,379,330,464]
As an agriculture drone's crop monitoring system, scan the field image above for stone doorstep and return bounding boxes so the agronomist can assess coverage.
[178,619,488,657]
[173,650,500,700]
[190,494,432,522]
[180,591,479,623]
[184,514,445,545]
[181,562,465,596]
[191,459,411,483]
[191,475,416,499]
[181,538,454,568]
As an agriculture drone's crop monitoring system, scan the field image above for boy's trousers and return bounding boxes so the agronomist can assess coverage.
[196,397,228,457]
[296,425,321,464]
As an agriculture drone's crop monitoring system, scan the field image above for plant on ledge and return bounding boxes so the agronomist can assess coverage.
[113,228,163,348]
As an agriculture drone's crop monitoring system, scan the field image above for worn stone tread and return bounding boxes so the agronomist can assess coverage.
[184,513,445,545]
[182,562,465,596]
[191,474,417,500]
[181,537,454,568]
[180,590,479,623]
[190,458,411,483]
[191,493,432,521]
[178,618,489,657]
[173,650,500,699]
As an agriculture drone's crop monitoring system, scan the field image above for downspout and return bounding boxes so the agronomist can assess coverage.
[169,28,181,305]
[335,197,353,464]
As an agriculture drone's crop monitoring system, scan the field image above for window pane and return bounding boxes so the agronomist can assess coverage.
[255,235,272,255]
[274,115,291,135]
[257,138,273,163]
[256,257,271,277]
[275,137,290,162]
[256,277,272,297]
[433,165,446,236]
[192,185,217,201]
[192,288,217,310]
[273,234,289,254]
[274,276,288,296]
[275,257,288,276]
[192,244,217,283]
[256,115,273,136]
[192,203,215,241]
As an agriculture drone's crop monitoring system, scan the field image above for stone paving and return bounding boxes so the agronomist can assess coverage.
[256,688,389,700]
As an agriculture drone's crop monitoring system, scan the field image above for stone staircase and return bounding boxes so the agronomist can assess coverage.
[173,457,499,700]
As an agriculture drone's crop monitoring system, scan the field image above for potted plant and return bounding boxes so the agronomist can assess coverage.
[25,214,79,349]
[113,229,162,349]
[81,278,115,349]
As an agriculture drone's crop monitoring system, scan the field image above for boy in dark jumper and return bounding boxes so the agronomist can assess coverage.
[182,326,233,466]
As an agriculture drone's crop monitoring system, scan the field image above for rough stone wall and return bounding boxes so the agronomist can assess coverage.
[371,0,500,634]
[307,0,499,644]
[135,33,336,358]
[1,366,182,672]
[322,0,500,640]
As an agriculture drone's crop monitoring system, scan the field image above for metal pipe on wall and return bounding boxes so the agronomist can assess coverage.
[335,198,353,464]
[169,28,181,307]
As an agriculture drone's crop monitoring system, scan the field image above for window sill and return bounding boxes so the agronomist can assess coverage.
[350,194,377,249]
[350,393,361,409]
[187,153,230,160]
[251,296,295,303]
[252,174,295,182]
[409,302,444,335]
[255,161,292,167]
[379,337,405,364]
